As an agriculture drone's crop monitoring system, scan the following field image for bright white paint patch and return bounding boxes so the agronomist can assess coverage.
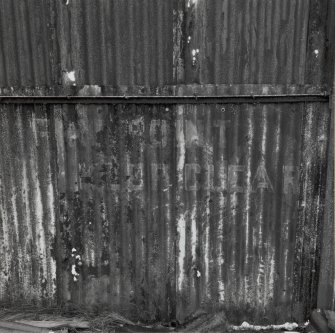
[218,280,224,301]
[231,322,300,331]
[191,49,200,65]
[177,213,186,290]
[176,106,186,291]
[204,197,210,296]
[244,107,254,302]
[314,49,319,55]
[31,114,48,291]
[196,270,201,278]
[47,181,57,296]
[66,71,75,81]
[71,264,80,282]
[191,205,197,262]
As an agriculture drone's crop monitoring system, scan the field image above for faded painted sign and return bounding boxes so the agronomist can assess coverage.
[0,102,329,325]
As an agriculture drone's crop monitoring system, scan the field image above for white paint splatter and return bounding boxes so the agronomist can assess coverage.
[177,213,186,290]
[231,321,302,331]
[176,106,186,291]
[66,71,75,82]
[71,264,80,282]
[191,204,197,262]
[196,270,201,278]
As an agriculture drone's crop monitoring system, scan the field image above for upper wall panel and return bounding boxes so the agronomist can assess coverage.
[0,0,329,88]
[182,0,329,85]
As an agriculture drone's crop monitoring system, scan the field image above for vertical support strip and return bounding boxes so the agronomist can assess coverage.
[317,0,335,308]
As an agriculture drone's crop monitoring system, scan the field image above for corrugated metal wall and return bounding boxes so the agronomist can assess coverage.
[0,0,175,88]
[0,0,332,325]
[0,0,328,88]
[1,100,328,322]
[175,101,329,323]
[183,0,310,84]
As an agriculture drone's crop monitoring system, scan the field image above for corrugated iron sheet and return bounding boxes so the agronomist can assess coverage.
[0,105,57,305]
[0,0,329,88]
[1,101,326,322]
[0,0,332,325]
[0,0,174,88]
[56,0,174,86]
[0,0,55,87]
[183,0,327,85]
[175,101,329,323]
[54,103,176,321]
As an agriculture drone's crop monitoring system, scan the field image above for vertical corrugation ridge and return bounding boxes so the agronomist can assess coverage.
[127,1,135,86]
[256,1,266,83]
[0,0,7,85]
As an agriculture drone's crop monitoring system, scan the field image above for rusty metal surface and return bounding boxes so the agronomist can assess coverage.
[0,105,57,305]
[0,0,56,87]
[0,0,329,88]
[0,101,330,322]
[54,104,177,321]
[317,0,335,310]
[181,0,327,85]
[175,102,329,323]
[11,101,320,323]
[0,0,174,88]
[0,0,332,325]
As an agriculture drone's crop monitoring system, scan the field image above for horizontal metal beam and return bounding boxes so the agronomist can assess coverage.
[0,94,329,104]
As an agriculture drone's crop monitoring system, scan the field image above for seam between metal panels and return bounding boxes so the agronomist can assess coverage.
[0,94,329,104]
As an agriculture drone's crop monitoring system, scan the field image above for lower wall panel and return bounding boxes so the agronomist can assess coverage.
[0,102,330,323]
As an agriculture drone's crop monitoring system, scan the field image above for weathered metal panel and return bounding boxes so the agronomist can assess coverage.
[54,104,176,321]
[0,105,57,304]
[0,0,329,88]
[317,0,335,310]
[293,102,330,319]
[0,0,56,87]
[0,100,330,322]
[0,0,175,88]
[182,0,327,85]
[0,0,331,324]
[55,0,174,87]
[176,102,301,323]
[37,100,329,323]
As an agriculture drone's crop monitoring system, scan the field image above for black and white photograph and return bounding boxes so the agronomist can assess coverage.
[0,1,333,332]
